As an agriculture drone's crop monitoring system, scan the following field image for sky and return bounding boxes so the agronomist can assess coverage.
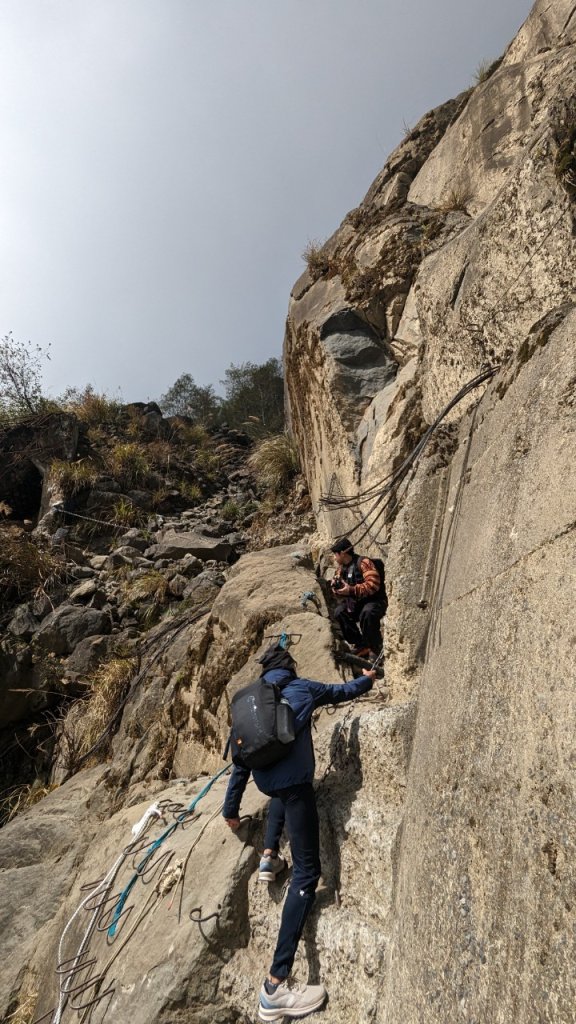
[0,0,533,403]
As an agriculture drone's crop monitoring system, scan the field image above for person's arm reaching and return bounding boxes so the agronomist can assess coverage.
[307,670,376,709]
[222,762,250,829]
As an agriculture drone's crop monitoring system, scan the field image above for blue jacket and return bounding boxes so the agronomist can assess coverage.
[222,667,372,818]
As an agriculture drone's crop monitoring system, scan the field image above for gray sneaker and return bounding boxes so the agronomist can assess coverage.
[258,980,327,1021]
[258,853,286,882]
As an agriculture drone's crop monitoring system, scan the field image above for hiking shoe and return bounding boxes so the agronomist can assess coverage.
[350,645,370,658]
[258,853,286,883]
[258,980,327,1021]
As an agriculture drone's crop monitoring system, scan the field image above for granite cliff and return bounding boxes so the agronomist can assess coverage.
[1,2,575,1022]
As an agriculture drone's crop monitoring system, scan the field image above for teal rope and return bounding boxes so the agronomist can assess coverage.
[108,763,231,937]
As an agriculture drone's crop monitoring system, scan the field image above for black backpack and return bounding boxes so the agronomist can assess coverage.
[227,679,296,769]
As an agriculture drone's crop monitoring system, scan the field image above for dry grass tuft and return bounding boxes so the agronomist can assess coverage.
[61,385,123,426]
[110,496,148,528]
[0,525,66,614]
[4,986,39,1024]
[77,657,136,758]
[179,480,203,504]
[51,458,100,496]
[105,442,151,487]
[0,781,59,825]
[437,187,471,213]
[302,239,331,278]
[248,433,300,494]
[473,57,502,86]
[123,570,171,627]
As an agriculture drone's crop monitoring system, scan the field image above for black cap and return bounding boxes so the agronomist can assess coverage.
[258,644,297,676]
[330,537,354,554]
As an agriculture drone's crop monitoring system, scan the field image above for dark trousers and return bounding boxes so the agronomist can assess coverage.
[267,783,321,980]
[264,796,285,852]
[334,599,385,652]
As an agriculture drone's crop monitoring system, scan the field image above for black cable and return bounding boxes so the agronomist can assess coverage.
[320,367,497,552]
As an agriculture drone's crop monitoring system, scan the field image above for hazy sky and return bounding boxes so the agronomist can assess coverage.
[0,0,533,403]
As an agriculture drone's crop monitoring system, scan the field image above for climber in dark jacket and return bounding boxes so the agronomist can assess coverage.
[222,644,375,1021]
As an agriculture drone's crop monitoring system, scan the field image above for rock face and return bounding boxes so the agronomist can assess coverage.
[281,0,576,1020]
[381,304,576,1023]
[1,4,576,1024]
[285,0,576,534]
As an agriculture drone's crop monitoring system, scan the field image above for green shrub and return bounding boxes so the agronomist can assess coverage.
[552,96,576,198]
[182,424,210,446]
[220,500,241,522]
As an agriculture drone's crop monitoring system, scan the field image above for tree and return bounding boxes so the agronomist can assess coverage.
[220,357,284,434]
[0,334,49,419]
[159,373,221,423]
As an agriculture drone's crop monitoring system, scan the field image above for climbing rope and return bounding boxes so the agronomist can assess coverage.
[36,764,232,1024]
[107,763,231,937]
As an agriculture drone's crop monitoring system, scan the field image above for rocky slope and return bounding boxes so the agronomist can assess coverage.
[1,2,576,1023]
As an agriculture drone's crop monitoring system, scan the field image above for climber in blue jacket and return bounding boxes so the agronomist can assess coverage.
[222,643,375,1022]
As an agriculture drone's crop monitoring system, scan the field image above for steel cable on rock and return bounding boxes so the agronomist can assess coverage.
[320,366,498,548]
[68,599,213,777]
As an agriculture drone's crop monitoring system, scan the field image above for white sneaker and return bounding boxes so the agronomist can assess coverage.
[258,980,327,1021]
[258,853,286,883]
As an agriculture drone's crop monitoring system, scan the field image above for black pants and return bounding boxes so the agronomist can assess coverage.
[264,796,285,852]
[266,783,321,980]
[334,599,385,652]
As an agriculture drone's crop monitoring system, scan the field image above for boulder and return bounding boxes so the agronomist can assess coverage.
[0,768,107,1021]
[7,603,39,640]
[147,530,233,563]
[34,605,111,656]
[119,529,149,551]
[68,579,98,602]
[63,634,114,677]
[176,553,204,577]
[9,775,266,1024]
[168,573,188,598]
